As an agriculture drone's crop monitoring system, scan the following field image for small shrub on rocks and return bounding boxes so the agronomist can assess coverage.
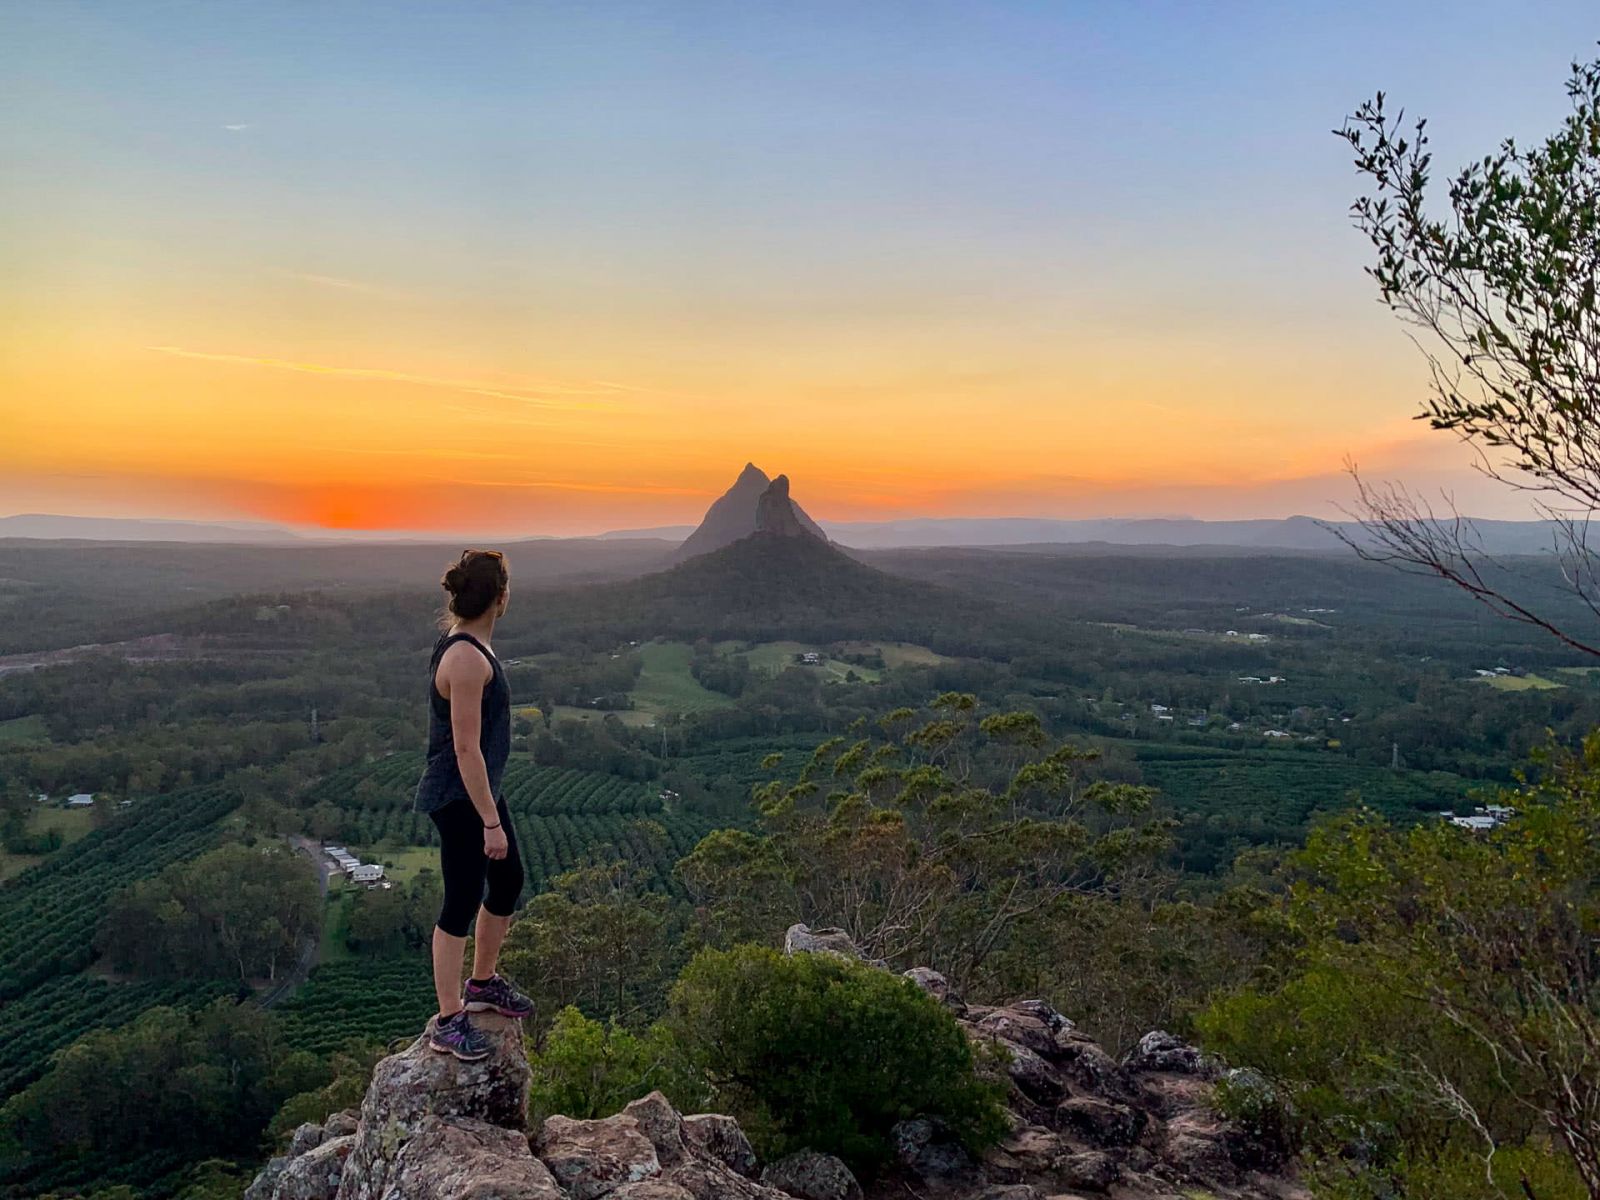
[528,1007,709,1122]
[666,944,1008,1174]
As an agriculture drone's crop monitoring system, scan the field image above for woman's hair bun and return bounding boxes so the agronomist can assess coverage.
[438,549,508,625]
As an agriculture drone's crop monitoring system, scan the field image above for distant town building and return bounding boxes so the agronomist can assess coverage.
[1441,803,1516,832]
[351,863,385,883]
[66,793,95,807]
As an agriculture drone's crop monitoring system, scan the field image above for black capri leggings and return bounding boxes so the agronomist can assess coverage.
[429,794,524,938]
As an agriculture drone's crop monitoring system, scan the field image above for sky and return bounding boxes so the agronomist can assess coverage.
[3,1,1596,536]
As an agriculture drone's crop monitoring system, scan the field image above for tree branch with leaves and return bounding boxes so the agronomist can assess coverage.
[1335,55,1600,655]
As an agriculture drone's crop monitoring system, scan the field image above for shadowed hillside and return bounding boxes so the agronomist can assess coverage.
[528,521,1018,653]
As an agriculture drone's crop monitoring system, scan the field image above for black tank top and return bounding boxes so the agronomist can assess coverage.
[413,631,512,814]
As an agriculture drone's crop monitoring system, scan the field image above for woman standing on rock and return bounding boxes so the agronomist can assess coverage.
[413,548,535,1061]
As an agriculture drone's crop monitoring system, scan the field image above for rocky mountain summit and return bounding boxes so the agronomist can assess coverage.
[674,464,827,561]
[248,929,1305,1200]
[752,476,814,539]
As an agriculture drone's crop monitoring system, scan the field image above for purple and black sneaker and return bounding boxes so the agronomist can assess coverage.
[463,973,535,1020]
[429,1010,491,1061]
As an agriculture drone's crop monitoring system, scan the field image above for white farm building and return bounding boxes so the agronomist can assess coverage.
[324,844,384,882]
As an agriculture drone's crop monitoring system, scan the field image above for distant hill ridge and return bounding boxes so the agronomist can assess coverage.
[2,508,1562,556]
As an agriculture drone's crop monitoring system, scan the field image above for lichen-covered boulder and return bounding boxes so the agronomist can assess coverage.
[245,1155,290,1200]
[971,1009,1064,1062]
[782,923,887,966]
[1055,1096,1146,1148]
[998,1042,1067,1106]
[1010,1000,1073,1036]
[607,1182,698,1200]
[336,1012,531,1200]
[891,1117,975,1182]
[388,1116,562,1199]
[973,1186,1044,1200]
[1123,1031,1208,1077]
[288,1121,331,1160]
[1158,1112,1245,1187]
[682,1113,759,1178]
[903,967,967,1015]
[1055,1149,1122,1192]
[273,1135,354,1200]
[986,1124,1067,1174]
[623,1092,688,1165]
[759,1149,862,1200]
[536,1112,661,1200]
[1050,1038,1142,1109]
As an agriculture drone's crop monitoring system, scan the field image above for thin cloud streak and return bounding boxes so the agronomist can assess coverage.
[145,346,634,410]
[417,474,711,497]
[265,268,413,299]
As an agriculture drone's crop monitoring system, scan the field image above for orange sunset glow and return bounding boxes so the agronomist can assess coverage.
[3,3,1583,536]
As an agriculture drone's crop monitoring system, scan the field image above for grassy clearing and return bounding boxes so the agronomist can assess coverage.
[319,889,353,965]
[517,702,662,728]
[720,640,883,683]
[1474,673,1564,691]
[0,806,95,881]
[555,704,662,728]
[363,844,438,883]
[0,714,47,745]
[632,641,736,715]
[861,641,948,668]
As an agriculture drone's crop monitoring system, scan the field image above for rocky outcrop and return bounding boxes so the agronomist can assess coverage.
[783,923,887,966]
[675,463,828,561]
[892,975,1305,1198]
[776,933,1308,1200]
[250,943,1305,1200]
[337,1011,534,1199]
[753,476,818,540]
[761,1150,864,1200]
[249,1013,800,1200]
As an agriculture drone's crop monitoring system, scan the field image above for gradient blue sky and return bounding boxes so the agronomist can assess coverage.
[4,2,1596,534]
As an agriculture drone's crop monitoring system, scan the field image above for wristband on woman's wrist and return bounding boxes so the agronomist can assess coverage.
[484,821,501,830]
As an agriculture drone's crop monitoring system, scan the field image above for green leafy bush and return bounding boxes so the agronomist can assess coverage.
[527,1007,707,1122]
[666,944,1007,1174]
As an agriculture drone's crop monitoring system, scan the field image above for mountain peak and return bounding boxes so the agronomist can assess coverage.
[674,463,827,561]
[754,475,812,538]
